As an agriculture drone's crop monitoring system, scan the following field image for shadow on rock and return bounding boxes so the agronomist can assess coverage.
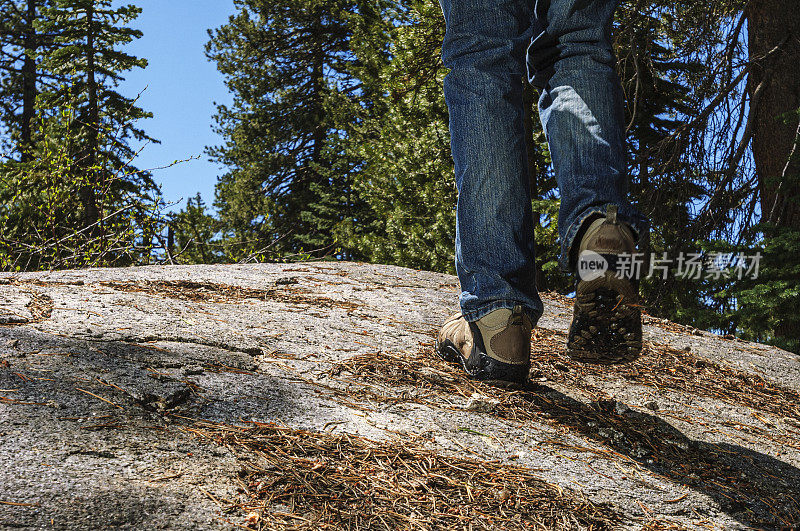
[0,482,222,530]
[517,382,800,529]
[0,326,294,422]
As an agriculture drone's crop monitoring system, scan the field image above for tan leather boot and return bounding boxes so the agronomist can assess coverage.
[436,305,532,388]
[568,205,643,363]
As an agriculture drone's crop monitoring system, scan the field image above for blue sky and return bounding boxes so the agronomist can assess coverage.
[114,0,237,213]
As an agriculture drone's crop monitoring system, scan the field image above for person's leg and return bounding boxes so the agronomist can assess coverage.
[527,0,649,362]
[527,0,648,271]
[435,0,540,387]
[439,0,543,327]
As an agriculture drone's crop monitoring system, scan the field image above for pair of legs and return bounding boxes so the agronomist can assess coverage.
[440,0,648,327]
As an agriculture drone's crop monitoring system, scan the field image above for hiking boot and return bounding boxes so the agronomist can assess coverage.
[435,305,532,389]
[568,205,643,364]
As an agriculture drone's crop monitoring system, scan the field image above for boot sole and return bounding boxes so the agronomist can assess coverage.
[435,339,528,390]
[567,273,643,364]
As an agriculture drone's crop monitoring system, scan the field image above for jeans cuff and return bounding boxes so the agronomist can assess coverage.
[558,203,649,272]
[460,299,542,327]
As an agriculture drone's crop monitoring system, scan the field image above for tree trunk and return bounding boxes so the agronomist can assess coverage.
[80,1,100,233]
[746,0,800,229]
[746,0,800,344]
[20,0,37,161]
[523,80,545,291]
[311,14,325,169]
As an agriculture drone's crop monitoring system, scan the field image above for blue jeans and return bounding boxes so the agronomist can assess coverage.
[440,0,648,325]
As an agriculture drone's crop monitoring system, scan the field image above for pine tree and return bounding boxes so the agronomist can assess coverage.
[38,0,156,231]
[201,0,799,350]
[207,0,382,261]
[170,193,222,264]
[613,2,710,317]
[0,1,163,270]
[0,0,56,158]
[619,0,800,351]
[334,0,456,272]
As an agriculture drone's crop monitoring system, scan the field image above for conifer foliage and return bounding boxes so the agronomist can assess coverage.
[201,0,800,351]
[333,0,456,273]
[205,0,383,262]
[0,0,162,270]
[0,0,51,158]
[0,0,797,352]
